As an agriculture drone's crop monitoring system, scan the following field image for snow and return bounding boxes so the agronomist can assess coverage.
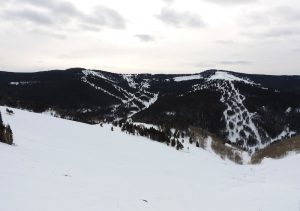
[82,69,115,83]
[192,71,293,151]
[81,70,158,117]
[141,80,150,89]
[285,107,292,113]
[9,81,38,85]
[127,93,158,117]
[81,76,124,102]
[208,71,256,85]
[43,108,61,116]
[165,111,176,116]
[131,122,159,130]
[142,93,158,108]
[123,74,138,89]
[1,107,300,211]
[172,74,203,82]
[196,79,265,151]
[271,127,296,143]
[220,82,263,150]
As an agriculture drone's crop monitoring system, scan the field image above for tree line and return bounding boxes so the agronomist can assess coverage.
[112,121,184,150]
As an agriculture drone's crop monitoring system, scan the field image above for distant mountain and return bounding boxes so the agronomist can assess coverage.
[0,68,300,152]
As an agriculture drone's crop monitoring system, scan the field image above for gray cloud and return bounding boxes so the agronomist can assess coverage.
[293,47,300,53]
[3,8,54,25]
[156,8,205,28]
[239,10,270,27]
[135,34,155,42]
[240,6,300,27]
[162,0,175,4]
[260,28,300,38]
[193,62,216,68]
[16,0,81,17]
[242,27,300,38]
[204,0,256,5]
[216,40,235,45]
[272,6,300,22]
[240,5,300,39]
[1,0,127,35]
[77,24,101,32]
[30,29,67,39]
[84,6,126,29]
[0,1,8,7]
[220,60,252,65]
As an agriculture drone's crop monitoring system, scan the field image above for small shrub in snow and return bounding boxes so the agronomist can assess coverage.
[6,108,14,115]
[176,140,184,150]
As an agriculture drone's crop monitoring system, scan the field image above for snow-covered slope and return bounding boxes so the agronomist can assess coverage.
[192,71,269,151]
[0,107,299,211]
[81,69,158,117]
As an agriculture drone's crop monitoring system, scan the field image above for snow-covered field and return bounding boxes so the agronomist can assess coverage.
[0,107,299,211]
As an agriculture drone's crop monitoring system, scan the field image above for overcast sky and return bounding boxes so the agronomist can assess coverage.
[0,0,300,75]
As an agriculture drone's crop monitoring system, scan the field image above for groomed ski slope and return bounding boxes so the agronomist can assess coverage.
[0,107,299,211]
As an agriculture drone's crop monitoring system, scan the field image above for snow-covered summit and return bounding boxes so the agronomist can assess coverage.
[207,71,257,85]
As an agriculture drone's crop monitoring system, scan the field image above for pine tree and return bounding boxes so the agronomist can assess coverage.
[0,111,3,125]
[176,140,184,150]
[0,121,13,145]
[171,138,176,147]
[5,125,13,145]
[0,111,4,142]
[189,137,193,144]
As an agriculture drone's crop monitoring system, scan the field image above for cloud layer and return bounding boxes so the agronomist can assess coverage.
[204,0,256,5]
[1,0,126,37]
[0,0,300,75]
[240,5,300,39]
[156,8,205,28]
[135,34,155,42]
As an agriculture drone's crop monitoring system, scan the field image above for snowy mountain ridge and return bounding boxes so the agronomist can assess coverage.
[0,68,299,152]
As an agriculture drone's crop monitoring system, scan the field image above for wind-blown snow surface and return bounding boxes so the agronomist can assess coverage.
[172,74,203,82]
[207,71,256,85]
[0,107,300,211]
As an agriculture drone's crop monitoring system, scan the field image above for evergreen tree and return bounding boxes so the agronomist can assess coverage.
[0,111,4,142]
[4,125,13,145]
[0,112,13,145]
[189,137,193,144]
[0,111,2,125]
[176,140,184,150]
[171,138,176,147]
